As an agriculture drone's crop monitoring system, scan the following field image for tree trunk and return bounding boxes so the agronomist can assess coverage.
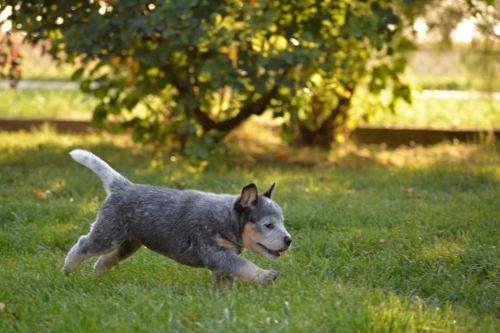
[297,94,352,149]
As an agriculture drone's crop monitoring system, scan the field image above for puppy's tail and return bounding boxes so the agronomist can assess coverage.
[70,149,131,195]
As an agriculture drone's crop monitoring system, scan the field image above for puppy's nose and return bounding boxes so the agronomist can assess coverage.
[284,236,292,246]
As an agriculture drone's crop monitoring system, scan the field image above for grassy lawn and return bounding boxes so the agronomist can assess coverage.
[1,88,500,130]
[0,129,499,332]
[0,89,97,119]
[356,94,500,129]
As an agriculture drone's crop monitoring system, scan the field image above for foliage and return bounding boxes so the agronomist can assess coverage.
[0,34,22,87]
[5,1,495,154]
[0,0,419,154]
[399,0,500,95]
[260,0,415,147]
[400,0,499,45]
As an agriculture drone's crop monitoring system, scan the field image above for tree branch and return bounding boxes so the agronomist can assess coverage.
[193,85,279,133]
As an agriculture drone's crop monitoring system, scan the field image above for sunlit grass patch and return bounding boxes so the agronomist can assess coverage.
[0,89,97,119]
[360,94,500,129]
[1,87,499,133]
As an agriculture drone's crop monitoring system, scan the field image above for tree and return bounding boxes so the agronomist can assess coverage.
[399,0,498,43]
[0,33,22,88]
[1,0,414,155]
[398,0,500,92]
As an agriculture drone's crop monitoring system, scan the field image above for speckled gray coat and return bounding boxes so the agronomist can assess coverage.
[63,149,292,286]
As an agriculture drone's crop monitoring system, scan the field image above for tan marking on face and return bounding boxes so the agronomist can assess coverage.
[242,222,265,254]
[214,236,239,254]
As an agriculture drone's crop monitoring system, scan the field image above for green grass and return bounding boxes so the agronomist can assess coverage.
[405,72,500,92]
[405,44,500,92]
[0,89,97,119]
[1,88,500,131]
[0,129,499,332]
[356,95,500,129]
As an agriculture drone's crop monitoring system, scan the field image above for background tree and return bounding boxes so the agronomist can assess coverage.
[399,0,498,43]
[2,0,492,156]
[399,0,499,92]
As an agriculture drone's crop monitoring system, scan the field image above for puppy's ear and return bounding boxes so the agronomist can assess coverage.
[240,183,258,207]
[263,182,276,199]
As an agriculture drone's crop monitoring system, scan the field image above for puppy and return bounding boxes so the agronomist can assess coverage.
[63,149,291,286]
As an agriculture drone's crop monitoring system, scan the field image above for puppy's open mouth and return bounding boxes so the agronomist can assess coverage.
[257,243,286,257]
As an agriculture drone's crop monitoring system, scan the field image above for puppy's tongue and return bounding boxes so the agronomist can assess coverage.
[278,251,284,257]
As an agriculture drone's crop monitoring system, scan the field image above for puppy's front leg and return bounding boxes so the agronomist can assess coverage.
[233,259,279,284]
[203,246,279,286]
[212,259,277,287]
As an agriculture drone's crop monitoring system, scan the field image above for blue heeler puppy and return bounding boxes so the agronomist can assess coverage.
[63,149,292,287]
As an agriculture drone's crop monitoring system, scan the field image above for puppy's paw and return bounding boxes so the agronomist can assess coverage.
[94,260,105,276]
[62,263,76,276]
[260,269,279,284]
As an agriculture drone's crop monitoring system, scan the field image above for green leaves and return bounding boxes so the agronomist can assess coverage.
[71,68,85,81]
[4,0,416,154]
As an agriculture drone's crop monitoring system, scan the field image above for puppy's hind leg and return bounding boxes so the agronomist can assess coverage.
[63,234,96,272]
[63,217,126,273]
[94,239,143,275]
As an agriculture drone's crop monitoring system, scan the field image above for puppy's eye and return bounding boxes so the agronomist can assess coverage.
[264,223,274,230]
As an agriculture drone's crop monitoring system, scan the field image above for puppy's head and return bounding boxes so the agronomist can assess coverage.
[236,183,292,259]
